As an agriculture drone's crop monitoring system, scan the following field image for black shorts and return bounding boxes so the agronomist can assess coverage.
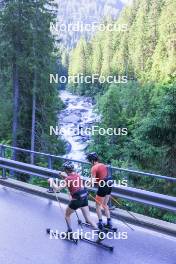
[69,198,88,210]
[97,185,112,197]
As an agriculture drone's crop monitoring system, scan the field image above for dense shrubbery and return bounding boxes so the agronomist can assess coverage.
[68,0,176,221]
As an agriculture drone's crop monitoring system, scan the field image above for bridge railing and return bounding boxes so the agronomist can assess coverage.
[0,144,176,195]
[0,156,175,213]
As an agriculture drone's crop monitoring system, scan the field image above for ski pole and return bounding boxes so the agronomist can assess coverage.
[75,210,83,225]
[53,189,74,232]
[88,192,134,231]
[53,189,65,215]
[110,195,140,224]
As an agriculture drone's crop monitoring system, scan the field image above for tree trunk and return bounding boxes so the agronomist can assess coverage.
[30,69,37,164]
[12,61,19,160]
[30,2,38,164]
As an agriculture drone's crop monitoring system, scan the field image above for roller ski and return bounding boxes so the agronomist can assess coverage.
[46,228,78,244]
[78,220,118,233]
[79,232,114,252]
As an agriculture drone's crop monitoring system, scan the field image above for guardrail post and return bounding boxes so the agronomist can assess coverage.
[30,151,35,165]
[0,145,7,179]
[12,147,16,161]
[48,156,52,169]
[108,163,116,210]
[47,155,54,193]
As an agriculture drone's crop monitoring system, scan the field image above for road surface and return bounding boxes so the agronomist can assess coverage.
[0,185,175,264]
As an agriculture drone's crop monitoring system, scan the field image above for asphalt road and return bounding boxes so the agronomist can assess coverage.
[0,185,176,264]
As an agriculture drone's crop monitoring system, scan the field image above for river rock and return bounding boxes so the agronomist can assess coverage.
[74,136,82,142]
[62,114,81,123]
[73,109,87,114]
[81,137,90,143]
[64,141,72,153]
[70,110,82,117]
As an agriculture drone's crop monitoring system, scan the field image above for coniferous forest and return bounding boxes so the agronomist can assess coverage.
[69,0,176,177]
[0,0,176,222]
[0,0,65,156]
[67,0,176,221]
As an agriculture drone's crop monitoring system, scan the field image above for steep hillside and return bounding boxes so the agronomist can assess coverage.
[54,0,129,48]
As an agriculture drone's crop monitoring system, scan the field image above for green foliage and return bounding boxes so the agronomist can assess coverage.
[162,212,176,223]
[67,0,176,222]
[30,177,49,188]
[68,0,175,95]
[151,0,176,81]
[0,0,65,160]
[117,199,175,224]
[68,0,176,179]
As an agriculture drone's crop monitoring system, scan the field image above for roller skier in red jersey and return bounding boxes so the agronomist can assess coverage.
[48,161,97,235]
[87,152,113,230]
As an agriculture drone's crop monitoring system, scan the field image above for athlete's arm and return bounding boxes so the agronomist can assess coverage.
[59,171,67,179]
[90,167,98,187]
[48,177,67,192]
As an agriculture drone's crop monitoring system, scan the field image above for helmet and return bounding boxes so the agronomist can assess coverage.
[86,152,99,162]
[63,161,74,172]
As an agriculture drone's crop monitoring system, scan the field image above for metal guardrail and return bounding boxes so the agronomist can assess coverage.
[0,144,176,182]
[0,157,175,213]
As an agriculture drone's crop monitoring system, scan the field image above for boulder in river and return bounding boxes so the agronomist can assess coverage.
[64,141,72,153]
[63,114,81,123]
[72,109,87,115]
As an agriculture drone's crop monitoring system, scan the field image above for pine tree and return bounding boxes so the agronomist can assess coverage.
[151,0,176,82]
[68,37,90,94]
[0,0,65,174]
[91,34,103,75]
[100,24,113,77]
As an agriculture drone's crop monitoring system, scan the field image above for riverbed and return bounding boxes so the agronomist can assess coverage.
[59,90,98,161]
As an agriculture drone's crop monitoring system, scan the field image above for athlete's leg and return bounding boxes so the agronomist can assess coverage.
[65,206,74,231]
[103,195,112,227]
[96,195,104,218]
[103,195,111,218]
[95,195,105,228]
[81,206,97,229]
